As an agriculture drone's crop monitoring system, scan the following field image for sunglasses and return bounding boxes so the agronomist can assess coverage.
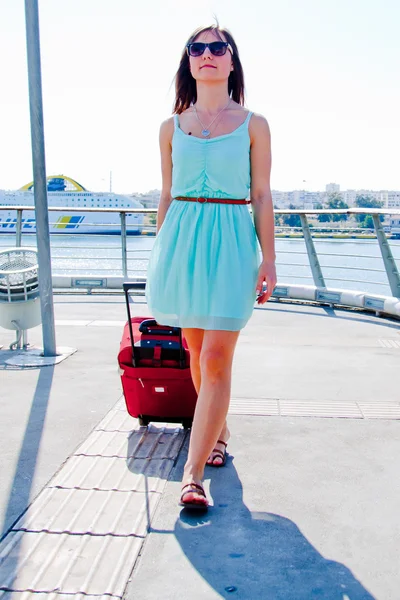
[186,41,233,57]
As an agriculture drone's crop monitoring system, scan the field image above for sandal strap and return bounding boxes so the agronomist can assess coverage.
[209,450,225,460]
[181,482,205,497]
[216,440,228,448]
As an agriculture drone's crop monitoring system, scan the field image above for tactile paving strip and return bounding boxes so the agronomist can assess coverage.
[358,403,400,419]
[378,339,400,349]
[280,400,363,418]
[228,398,279,416]
[11,487,162,536]
[0,532,143,596]
[0,402,186,596]
[229,397,400,420]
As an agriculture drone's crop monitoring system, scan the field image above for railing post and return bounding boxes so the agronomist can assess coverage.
[372,214,400,298]
[16,210,23,247]
[120,212,128,278]
[300,214,326,287]
[25,0,57,356]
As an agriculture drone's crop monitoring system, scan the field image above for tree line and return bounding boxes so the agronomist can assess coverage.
[275,193,384,229]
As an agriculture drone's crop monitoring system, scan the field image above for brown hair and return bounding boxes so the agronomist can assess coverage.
[173,25,245,115]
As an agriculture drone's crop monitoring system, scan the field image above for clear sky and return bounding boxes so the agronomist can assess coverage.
[0,0,399,194]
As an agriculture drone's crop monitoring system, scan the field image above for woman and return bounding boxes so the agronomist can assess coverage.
[145,24,276,510]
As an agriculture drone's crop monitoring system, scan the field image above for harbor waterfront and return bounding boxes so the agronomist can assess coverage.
[1,233,399,297]
[0,176,145,235]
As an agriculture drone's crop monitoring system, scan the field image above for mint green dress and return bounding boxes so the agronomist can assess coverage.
[145,111,260,331]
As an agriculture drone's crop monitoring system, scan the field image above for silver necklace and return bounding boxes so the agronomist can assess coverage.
[193,98,232,137]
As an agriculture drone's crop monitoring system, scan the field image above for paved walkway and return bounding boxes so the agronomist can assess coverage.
[1,295,399,599]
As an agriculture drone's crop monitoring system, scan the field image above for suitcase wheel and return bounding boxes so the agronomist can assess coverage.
[137,416,193,428]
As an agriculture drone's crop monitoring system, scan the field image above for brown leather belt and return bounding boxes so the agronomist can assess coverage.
[174,196,250,205]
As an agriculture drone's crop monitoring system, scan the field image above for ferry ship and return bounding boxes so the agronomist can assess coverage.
[0,175,144,235]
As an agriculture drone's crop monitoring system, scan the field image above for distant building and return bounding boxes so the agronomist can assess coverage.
[131,189,160,209]
[130,186,400,212]
[325,183,340,193]
[271,190,291,207]
[342,190,382,207]
[380,191,400,208]
[272,190,323,209]
[389,216,400,235]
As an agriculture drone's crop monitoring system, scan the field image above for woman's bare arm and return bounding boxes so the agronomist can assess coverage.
[249,113,277,302]
[249,113,275,261]
[156,117,174,234]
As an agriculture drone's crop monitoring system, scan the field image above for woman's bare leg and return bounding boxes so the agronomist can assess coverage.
[181,329,240,504]
[182,328,204,394]
[206,424,230,466]
[183,328,230,467]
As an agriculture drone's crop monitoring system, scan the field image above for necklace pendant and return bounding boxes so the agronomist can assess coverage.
[201,129,211,137]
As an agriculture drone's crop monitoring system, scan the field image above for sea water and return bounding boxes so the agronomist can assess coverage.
[0,234,399,297]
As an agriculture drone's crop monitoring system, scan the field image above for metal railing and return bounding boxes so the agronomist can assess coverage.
[1,205,399,315]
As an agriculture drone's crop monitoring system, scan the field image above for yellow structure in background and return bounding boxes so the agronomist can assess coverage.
[20,175,86,192]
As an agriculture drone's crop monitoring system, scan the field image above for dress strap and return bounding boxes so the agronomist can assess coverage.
[245,111,253,126]
[173,114,180,131]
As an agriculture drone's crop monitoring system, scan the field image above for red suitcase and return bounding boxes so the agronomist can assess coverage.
[118,282,197,427]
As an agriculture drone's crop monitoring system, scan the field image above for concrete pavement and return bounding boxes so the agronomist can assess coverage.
[127,416,399,599]
[0,295,399,598]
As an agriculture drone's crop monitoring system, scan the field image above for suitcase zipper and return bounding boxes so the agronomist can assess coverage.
[138,378,145,388]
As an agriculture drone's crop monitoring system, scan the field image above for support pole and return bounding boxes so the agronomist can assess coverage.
[373,214,400,298]
[300,214,326,287]
[120,212,128,278]
[24,0,56,356]
[16,210,23,247]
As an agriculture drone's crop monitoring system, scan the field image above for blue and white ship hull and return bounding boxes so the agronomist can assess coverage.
[0,175,144,235]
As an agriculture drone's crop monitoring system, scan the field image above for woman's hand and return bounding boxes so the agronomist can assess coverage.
[255,259,277,304]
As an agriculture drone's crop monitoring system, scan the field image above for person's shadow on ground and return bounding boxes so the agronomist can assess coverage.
[174,456,376,600]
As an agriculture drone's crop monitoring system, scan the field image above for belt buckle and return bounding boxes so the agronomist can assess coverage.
[196,197,207,204]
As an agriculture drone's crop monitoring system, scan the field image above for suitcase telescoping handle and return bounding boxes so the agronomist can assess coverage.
[123,282,145,367]
[123,282,186,368]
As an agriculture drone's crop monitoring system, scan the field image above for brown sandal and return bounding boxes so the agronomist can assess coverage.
[179,482,208,510]
[206,440,228,468]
